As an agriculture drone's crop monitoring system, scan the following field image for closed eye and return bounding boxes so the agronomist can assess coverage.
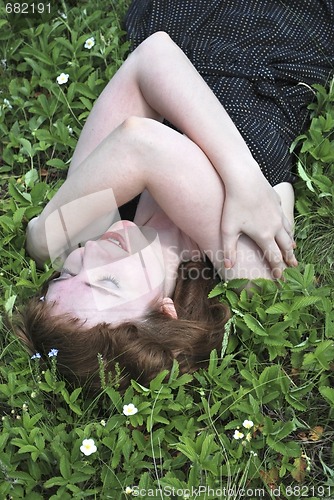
[100,276,120,288]
[55,268,120,288]
[52,267,120,288]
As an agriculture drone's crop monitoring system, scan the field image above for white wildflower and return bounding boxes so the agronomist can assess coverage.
[80,438,97,456]
[123,403,138,416]
[233,429,244,440]
[56,73,69,85]
[3,98,12,109]
[84,37,95,49]
[242,419,254,429]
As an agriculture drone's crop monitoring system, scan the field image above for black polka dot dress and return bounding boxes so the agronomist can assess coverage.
[125,0,334,186]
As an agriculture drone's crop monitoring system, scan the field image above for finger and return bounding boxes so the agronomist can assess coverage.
[282,214,296,248]
[275,227,298,267]
[258,239,286,279]
[222,233,239,269]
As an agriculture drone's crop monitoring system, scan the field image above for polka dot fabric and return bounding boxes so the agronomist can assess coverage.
[125,0,334,186]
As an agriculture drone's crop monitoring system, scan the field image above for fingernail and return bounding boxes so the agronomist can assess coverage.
[273,268,282,279]
[224,259,232,269]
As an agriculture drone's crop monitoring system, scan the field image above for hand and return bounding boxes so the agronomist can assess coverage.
[221,174,297,278]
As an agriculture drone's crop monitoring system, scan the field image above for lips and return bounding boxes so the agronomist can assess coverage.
[100,231,127,252]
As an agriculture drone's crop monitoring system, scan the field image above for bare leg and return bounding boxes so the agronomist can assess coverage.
[62,32,296,275]
[32,104,295,281]
[68,31,254,177]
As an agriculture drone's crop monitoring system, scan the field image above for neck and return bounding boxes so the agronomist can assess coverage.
[142,211,202,297]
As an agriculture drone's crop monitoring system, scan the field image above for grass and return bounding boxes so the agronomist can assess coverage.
[0,0,334,498]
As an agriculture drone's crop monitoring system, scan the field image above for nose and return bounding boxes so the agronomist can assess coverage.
[84,240,100,252]
[81,240,107,269]
[82,239,128,270]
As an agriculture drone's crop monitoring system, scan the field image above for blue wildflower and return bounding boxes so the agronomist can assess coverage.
[31,352,41,360]
[48,349,59,357]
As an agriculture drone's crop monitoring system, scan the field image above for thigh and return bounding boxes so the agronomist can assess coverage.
[273,182,295,227]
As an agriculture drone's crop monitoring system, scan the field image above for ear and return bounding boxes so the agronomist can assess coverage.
[160,297,178,319]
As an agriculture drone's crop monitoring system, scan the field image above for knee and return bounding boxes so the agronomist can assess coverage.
[121,115,141,129]
[148,31,172,43]
[137,31,174,57]
[118,117,161,173]
[120,115,147,134]
[145,31,172,45]
[119,116,156,146]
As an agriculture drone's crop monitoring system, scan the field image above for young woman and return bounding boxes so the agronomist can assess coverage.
[21,32,298,392]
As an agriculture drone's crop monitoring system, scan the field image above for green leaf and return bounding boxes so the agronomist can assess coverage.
[8,181,31,204]
[69,387,82,403]
[297,161,315,192]
[79,96,93,110]
[290,296,320,311]
[30,182,48,206]
[175,438,197,462]
[0,20,9,30]
[24,168,39,188]
[19,138,34,157]
[268,322,291,335]
[5,295,17,316]
[285,392,308,411]
[46,158,68,169]
[105,387,122,411]
[303,264,316,288]
[149,370,169,391]
[319,386,334,406]
[0,433,9,451]
[276,421,296,440]
[44,476,69,488]
[243,314,268,336]
[13,206,27,225]
[75,83,97,100]
[314,340,334,369]
[59,454,71,480]
[21,47,54,66]
[131,380,150,393]
[6,470,34,482]
[17,445,39,454]
[131,430,147,451]
[266,303,289,315]
[267,436,300,457]
[208,283,226,298]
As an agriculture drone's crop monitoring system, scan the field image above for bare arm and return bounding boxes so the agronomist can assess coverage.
[26,117,296,280]
[27,32,296,273]
[26,118,223,267]
[129,34,296,272]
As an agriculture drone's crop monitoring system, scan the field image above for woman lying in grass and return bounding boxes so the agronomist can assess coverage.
[20,32,298,392]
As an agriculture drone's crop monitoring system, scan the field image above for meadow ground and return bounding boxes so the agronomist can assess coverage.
[0,1,333,498]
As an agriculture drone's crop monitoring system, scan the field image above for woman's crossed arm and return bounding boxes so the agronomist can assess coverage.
[26,32,297,276]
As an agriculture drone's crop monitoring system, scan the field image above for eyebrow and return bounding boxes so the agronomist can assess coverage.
[50,276,121,296]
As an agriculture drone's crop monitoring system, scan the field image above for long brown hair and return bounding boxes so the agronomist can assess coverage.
[16,260,230,394]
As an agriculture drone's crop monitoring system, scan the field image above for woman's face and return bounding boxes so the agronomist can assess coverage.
[46,221,166,326]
